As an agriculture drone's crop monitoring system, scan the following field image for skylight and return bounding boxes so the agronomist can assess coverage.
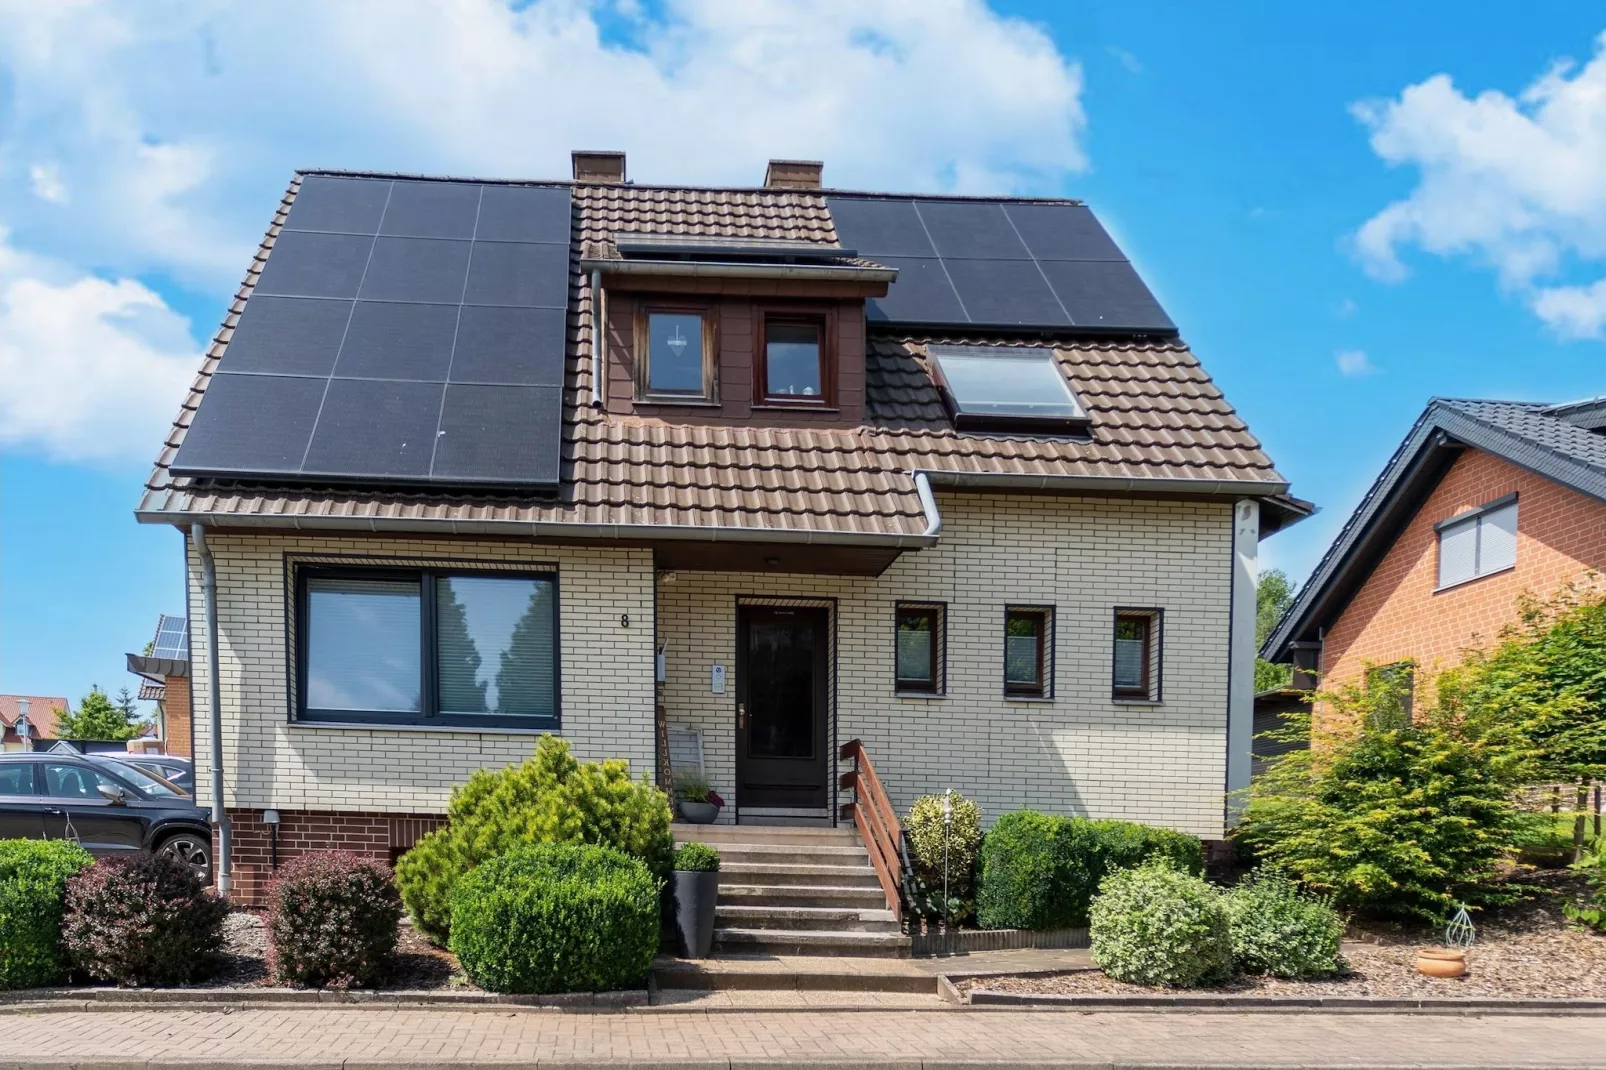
[927,345,1088,431]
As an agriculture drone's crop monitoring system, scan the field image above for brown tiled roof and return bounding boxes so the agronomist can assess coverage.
[0,695,65,739]
[137,173,1288,542]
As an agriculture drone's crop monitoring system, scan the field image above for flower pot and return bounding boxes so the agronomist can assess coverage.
[671,869,720,959]
[678,800,719,824]
[1416,947,1467,978]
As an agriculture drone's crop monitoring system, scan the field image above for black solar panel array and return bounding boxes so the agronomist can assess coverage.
[825,196,1173,332]
[172,175,572,488]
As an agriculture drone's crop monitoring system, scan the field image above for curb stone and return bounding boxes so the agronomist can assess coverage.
[965,988,1606,1015]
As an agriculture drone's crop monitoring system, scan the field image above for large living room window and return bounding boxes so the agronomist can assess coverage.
[299,568,558,729]
[1435,493,1517,590]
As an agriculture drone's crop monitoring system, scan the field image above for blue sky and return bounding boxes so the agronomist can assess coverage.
[4,1,1606,709]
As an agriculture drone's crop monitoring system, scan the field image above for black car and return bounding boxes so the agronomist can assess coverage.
[98,753,195,794]
[0,753,213,882]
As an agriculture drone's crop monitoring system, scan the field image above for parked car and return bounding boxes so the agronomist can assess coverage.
[0,753,212,881]
[97,753,194,794]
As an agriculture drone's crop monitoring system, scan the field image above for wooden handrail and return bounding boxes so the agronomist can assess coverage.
[838,738,902,922]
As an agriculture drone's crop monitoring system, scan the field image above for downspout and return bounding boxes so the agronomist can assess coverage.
[912,471,942,538]
[590,268,605,409]
[190,524,232,897]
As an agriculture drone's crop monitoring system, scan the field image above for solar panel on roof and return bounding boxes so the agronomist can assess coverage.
[151,616,189,660]
[826,195,1172,332]
[172,175,573,488]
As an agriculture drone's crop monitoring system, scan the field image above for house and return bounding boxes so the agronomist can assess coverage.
[1264,396,1606,701]
[136,151,1309,900]
[125,614,194,757]
[0,694,64,751]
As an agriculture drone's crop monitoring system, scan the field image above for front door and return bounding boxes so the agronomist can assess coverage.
[736,605,828,811]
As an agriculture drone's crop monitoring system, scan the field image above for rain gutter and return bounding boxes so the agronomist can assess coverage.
[581,258,897,283]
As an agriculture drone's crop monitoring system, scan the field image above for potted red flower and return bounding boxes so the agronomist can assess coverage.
[676,770,723,824]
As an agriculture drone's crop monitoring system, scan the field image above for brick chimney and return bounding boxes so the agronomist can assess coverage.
[764,159,824,189]
[572,150,626,184]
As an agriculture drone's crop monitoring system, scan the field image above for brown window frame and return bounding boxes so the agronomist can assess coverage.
[634,300,719,404]
[1366,661,1416,726]
[894,602,945,695]
[755,303,836,407]
[1112,608,1163,702]
[1003,606,1053,699]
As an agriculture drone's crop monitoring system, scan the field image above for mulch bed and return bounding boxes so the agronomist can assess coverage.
[199,911,474,991]
[957,870,1606,1001]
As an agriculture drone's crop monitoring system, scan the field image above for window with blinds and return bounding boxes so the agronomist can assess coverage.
[1004,606,1053,698]
[299,567,559,728]
[894,603,944,694]
[1436,495,1518,589]
[1112,608,1163,701]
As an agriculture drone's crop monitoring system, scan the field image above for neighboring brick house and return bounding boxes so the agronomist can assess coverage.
[0,695,64,750]
[136,151,1309,901]
[126,614,194,757]
[1265,397,1606,703]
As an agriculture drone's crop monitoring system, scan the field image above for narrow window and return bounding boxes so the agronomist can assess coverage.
[636,305,715,401]
[763,320,823,401]
[1436,494,1518,589]
[1004,607,1052,698]
[894,603,944,694]
[1113,608,1163,701]
[1366,662,1415,728]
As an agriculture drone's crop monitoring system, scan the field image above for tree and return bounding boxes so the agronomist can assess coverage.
[1254,568,1296,692]
[495,585,555,716]
[435,581,488,714]
[56,685,145,742]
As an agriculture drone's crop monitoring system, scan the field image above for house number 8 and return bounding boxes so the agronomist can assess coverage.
[620,613,630,628]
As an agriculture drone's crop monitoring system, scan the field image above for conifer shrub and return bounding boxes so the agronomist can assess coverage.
[448,842,659,994]
[1090,859,1233,988]
[0,839,93,989]
[62,853,228,986]
[396,735,673,944]
[976,811,1203,930]
[266,851,403,988]
[1223,868,1346,979]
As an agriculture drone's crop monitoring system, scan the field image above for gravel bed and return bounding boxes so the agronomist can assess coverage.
[957,871,1606,1001]
[196,910,473,991]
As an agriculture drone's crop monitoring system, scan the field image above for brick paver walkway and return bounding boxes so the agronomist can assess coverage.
[2,1006,1604,1067]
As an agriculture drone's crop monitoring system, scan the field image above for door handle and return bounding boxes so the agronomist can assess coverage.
[738,703,746,729]
[45,808,64,815]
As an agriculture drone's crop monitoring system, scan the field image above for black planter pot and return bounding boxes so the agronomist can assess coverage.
[671,869,720,959]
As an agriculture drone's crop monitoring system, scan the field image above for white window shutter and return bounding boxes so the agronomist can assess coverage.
[1437,516,1478,588]
[1479,501,1518,574]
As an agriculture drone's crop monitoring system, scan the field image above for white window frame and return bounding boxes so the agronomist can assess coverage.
[1434,493,1518,591]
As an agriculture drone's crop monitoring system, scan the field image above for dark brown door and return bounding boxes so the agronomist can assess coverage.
[736,605,828,810]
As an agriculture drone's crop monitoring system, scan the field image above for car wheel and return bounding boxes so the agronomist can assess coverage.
[156,833,212,885]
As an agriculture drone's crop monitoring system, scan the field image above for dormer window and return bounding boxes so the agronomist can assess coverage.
[758,305,836,406]
[636,303,717,403]
[928,344,1089,433]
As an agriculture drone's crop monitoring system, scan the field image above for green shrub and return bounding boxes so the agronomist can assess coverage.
[674,769,713,803]
[62,853,229,986]
[448,842,659,994]
[266,851,403,988]
[1224,868,1346,979]
[976,811,1203,930]
[396,735,673,944]
[1090,860,1233,988]
[672,842,719,872]
[0,839,94,989]
[1565,850,1606,933]
[905,792,982,922]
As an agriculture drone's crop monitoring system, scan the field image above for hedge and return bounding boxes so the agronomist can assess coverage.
[62,852,229,986]
[0,840,94,989]
[266,851,403,988]
[976,811,1203,930]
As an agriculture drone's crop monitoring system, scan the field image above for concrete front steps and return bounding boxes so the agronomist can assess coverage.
[670,821,909,961]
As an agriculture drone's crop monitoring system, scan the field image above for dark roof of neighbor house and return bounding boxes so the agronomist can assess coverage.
[1264,396,1606,661]
[138,170,1305,544]
[0,695,65,740]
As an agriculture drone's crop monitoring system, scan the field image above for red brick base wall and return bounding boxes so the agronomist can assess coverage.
[218,808,446,904]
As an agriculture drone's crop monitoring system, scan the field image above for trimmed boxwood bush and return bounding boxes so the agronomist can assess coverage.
[62,853,229,986]
[449,842,659,995]
[672,842,720,872]
[267,851,403,989]
[905,792,982,922]
[0,839,94,989]
[397,735,672,944]
[976,811,1203,930]
[1224,868,1346,979]
[1090,859,1232,988]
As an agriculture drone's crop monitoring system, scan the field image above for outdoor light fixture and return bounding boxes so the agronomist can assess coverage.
[263,809,281,869]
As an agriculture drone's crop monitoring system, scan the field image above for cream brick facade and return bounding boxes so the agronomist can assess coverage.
[189,491,1236,839]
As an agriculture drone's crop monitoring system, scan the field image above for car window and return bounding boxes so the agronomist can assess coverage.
[42,763,133,801]
[0,763,36,795]
[104,761,187,799]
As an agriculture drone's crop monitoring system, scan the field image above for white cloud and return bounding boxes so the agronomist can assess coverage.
[28,163,68,204]
[0,229,198,465]
[1335,349,1376,377]
[1353,32,1606,334]
[1106,45,1142,75]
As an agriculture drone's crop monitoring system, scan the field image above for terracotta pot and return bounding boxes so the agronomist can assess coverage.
[1416,947,1468,978]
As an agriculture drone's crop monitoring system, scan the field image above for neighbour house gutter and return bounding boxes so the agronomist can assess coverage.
[189,524,232,898]
[589,267,604,409]
[912,471,942,538]
[581,257,898,283]
[919,470,1291,500]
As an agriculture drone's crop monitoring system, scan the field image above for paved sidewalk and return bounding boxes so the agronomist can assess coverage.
[2,1006,1605,1067]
